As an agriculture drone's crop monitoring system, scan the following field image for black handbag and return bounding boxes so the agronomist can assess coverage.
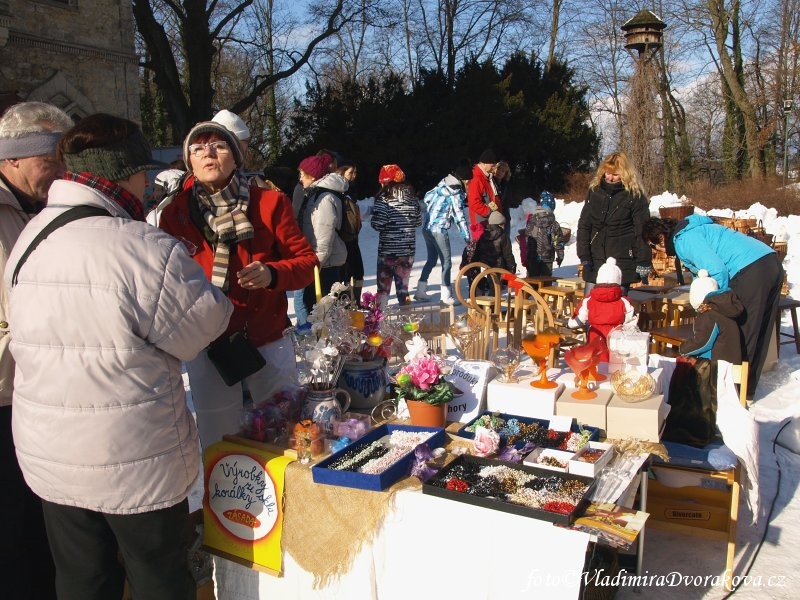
[205,239,266,386]
[206,330,266,386]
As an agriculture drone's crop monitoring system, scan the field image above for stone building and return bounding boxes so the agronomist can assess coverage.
[0,0,139,121]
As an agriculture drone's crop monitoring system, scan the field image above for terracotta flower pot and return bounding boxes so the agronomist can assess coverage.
[406,399,448,427]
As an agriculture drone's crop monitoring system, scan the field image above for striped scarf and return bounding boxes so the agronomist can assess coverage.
[193,171,254,289]
[63,171,145,221]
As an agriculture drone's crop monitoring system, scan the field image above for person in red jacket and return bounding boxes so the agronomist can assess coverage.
[567,257,636,361]
[467,149,502,240]
[160,120,318,447]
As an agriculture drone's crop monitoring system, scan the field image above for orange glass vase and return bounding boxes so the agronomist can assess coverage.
[521,329,561,389]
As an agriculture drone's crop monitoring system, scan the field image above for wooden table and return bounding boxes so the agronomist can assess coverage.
[537,285,578,321]
[632,284,676,294]
[522,275,559,290]
[648,323,694,355]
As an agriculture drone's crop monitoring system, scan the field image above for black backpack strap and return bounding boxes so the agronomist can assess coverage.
[12,205,112,287]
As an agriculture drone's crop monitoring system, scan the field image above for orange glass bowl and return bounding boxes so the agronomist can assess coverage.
[564,342,604,400]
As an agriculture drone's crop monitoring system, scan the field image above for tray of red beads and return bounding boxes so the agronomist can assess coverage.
[456,411,599,451]
[423,455,595,525]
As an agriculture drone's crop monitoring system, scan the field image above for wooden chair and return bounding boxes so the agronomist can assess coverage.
[537,285,578,326]
[467,267,516,349]
[647,362,749,591]
[454,261,491,309]
[383,302,455,357]
[451,308,493,361]
[511,280,556,349]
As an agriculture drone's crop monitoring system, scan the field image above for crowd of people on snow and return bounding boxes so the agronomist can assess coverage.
[0,102,783,599]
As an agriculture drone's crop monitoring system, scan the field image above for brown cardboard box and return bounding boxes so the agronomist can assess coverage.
[605,393,670,443]
[646,465,733,533]
[555,388,612,435]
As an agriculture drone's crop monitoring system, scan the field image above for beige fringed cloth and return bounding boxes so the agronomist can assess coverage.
[281,431,473,588]
[281,460,418,588]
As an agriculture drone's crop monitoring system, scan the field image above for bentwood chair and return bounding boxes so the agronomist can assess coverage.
[468,267,516,348]
[454,261,491,311]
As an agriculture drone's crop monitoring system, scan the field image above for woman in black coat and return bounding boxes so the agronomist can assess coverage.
[577,152,652,292]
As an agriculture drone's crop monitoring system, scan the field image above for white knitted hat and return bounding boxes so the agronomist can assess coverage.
[596,257,622,285]
[690,269,718,310]
[211,109,250,142]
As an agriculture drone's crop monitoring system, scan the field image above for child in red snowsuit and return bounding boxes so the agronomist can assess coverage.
[568,257,636,361]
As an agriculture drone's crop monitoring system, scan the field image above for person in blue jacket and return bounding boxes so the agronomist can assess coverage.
[643,214,783,397]
[679,269,743,364]
[414,160,471,305]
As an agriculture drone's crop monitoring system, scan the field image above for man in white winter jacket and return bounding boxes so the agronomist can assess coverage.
[0,101,73,600]
[5,114,232,600]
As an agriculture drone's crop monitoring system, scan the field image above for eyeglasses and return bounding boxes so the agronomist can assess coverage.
[648,241,658,249]
[188,141,231,156]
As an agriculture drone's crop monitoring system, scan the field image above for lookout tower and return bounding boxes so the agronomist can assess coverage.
[622,10,666,59]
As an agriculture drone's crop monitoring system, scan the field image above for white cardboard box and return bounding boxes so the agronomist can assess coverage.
[569,441,614,477]
[523,448,575,472]
[606,393,670,443]
[555,387,612,435]
[486,368,565,419]
[555,363,665,393]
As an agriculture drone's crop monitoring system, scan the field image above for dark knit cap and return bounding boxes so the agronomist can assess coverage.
[453,159,472,181]
[478,148,497,164]
[299,155,330,181]
[183,121,244,168]
[63,129,165,182]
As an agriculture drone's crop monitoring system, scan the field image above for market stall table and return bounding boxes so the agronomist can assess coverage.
[209,459,593,600]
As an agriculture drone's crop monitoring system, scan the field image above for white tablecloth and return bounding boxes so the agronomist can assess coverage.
[213,488,591,600]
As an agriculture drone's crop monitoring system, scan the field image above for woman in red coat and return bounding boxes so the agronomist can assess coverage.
[160,120,317,447]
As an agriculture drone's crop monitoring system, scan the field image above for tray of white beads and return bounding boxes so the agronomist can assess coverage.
[312,424,447,491]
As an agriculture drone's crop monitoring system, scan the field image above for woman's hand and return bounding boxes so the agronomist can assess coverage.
[237,261,272,289]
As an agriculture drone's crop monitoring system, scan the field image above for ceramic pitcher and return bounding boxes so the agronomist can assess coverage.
[337,358,388,409]
[301,387,351,432]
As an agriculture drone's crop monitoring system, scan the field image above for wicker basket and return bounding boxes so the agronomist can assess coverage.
[659,204,695,220]
[732,217,757,234]
[748,226,774,246]
[713,216,735,229]
[773,241,788,264]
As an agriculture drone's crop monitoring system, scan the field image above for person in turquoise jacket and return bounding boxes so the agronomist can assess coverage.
[643,214,783,398]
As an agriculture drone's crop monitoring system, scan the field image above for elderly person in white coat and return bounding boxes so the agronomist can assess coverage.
[5,113,232,600]
[0,100,72,600]
[296,153,348,314]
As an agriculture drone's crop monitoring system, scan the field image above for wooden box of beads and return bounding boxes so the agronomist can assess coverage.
[422,455,595,525]
[311,424,446,491]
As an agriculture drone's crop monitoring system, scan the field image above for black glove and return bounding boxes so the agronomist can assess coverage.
[580,260,593,273]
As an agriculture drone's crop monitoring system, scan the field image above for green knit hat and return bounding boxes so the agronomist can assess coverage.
[63,129,165,181]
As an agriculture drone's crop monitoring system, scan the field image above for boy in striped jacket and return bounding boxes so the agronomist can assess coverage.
[370,164,422,306]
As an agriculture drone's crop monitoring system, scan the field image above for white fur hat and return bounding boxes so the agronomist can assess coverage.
[211,109,250,142]
[690,269,718,310]
[596,257,622,286]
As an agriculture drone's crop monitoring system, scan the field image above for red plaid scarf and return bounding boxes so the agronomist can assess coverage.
[63,171,145,222]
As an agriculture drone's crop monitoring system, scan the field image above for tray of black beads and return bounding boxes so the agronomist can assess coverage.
[456,411,600,450]
[422,455,595,525]
[312,424,446,491]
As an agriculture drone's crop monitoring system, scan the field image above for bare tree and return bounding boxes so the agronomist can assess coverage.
[133,0,371,140]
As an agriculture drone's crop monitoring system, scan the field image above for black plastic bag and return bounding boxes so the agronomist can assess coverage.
[662,356,718,447]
